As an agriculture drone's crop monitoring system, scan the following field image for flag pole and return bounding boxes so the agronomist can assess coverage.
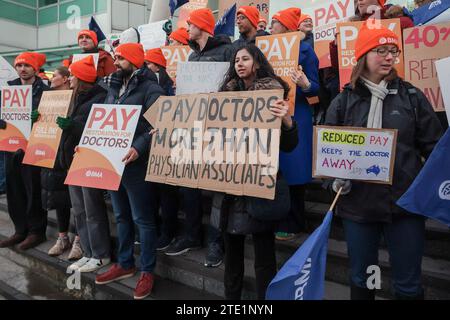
[328,187,343,212]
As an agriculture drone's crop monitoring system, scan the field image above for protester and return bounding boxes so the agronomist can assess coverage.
[169,27,190,46]
[70,30,116,77]
[0,52,49,250]
[232,6,268,52]
[164,8,232,268]
[95,43,165,300]
[325,22,443,300]
[258,18,268,32]
[298,14,314,48]
[145,48,174,96]
[57,56,111,272]
[215,43,298,299]
[33,66,81,259]
[270,8,320,240]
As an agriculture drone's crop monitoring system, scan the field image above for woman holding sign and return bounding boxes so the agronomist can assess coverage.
[270,8,320,240]
[325,22,442,300]
[215,43,299,300]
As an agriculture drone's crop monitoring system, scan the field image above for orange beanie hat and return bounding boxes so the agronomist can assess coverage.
[115,43,145,68]
[33,53,47,69]
[187,8,215,35]
[69,55,98,83]
[298,14,312,27]
[378,0,386,7]
[62,59,70,68]
[15,52,39,71]
[272,7,302,31]
[169,28,190,45]
[237,6,260,28]
[145,48,167,68]
[355,21,399,61]
[78,30,99,47]
[258,18,267,25]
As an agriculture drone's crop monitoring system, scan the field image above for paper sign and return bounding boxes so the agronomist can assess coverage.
[403,22,450,112]
[302,0,355,68]
[256,32,301,115]
[22,90,72,168]
[435,56,450,122]
[65,104,142,191]
[313,126,398,184]
[176,62,230,95]
[177,0,209,29]
[72,53,100,70]
[0,56,17,87]
[0,85,32,152]
[144,90,284,200]
[337,19,405,90]
[161,46,193,81]
[138,20,168,50]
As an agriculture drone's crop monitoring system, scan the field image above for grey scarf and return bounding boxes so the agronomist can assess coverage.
[361,77,389,129]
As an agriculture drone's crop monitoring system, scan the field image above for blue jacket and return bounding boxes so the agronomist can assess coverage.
[279,41,320,185]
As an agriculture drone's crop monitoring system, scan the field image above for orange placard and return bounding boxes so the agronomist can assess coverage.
[23,90,72,168]
[256,32,302,115]
[336,19,405,90]
[161,45,193,81]
[403,22,450,112]
[177,0,209,29]
[0,85,32,152]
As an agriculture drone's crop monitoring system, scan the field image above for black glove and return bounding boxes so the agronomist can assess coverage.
[0,119,6,130]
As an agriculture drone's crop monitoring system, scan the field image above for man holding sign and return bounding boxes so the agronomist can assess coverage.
[0,52,49,250]
[324,22,442,300]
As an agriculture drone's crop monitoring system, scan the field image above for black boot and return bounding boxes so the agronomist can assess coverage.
[350,284,376,300]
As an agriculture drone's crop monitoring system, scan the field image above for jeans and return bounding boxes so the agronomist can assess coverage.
[342,216,425,297]
[156,183,179,239]
[109,163,158,273]
[277,185,306,233]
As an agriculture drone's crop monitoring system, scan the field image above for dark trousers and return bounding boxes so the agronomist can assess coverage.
[343,216,425,298]
[156,183,179,239]
[224,232,277,300]
[55,208,75,234]
[5,151,47,236]
[277,185,305,233]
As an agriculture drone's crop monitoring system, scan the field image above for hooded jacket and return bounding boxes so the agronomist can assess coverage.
[188,35,233,62]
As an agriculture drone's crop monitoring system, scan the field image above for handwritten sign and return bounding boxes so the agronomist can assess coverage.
[138,20,168,50]
[256,32,301,115]
[176,62,230,95]
[403,22,450,112]
[161,46,193,81]
[313,126,398,184]
[144,90,284,200]
[0,85,32,152]
[65,104,141,190]
[23,91,72,168]
[72,53,99,70]
[337,19,404,90]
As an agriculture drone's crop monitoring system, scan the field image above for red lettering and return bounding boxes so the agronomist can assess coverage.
[1,89,11,107]
[100,109,118,130]
[88,107,106,128]
[120,108,138,131]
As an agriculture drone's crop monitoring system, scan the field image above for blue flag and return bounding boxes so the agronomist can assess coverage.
[397,129,450,226]
[412,0,450,25]
[214,4,237,37]
[89,16,106,43]
[266,211,333,300]
[170,0,189,17]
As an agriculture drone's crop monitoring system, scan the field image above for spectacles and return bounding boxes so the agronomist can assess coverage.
[236,15,248,21]
[371,47,401,57]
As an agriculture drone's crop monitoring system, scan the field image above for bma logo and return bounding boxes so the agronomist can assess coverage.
[294,258,312,300]
[439,181,450,200]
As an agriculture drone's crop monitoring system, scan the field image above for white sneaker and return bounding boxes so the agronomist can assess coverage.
[78,257,111,273]
[68,257,90,271]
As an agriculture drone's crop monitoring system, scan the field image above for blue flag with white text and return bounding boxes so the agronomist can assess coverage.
[214,4,237,37]
[266,211,333,300]
[170,0,189,17]
[89,16,106,43]
[397,129,450,227]
[412,0,450,25]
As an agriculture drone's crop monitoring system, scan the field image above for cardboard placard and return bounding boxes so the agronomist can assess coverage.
[65,104,142,191]
[177,0,209,29]
[403,22,450,112]
[313,126,398,184]
[72,53,100,70]
[175,62,230,95]
[256,32,302,115]
[336,19,405,90]
[0,56,17,87]
[22,90,72,168]
[144,90,283,200]
[0,85,32,152]
[435,56,450,122]
[138,20,168,50]
[302,0,355,69]
[161,46,193,81]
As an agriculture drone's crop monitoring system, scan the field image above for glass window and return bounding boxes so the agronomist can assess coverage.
[38,5,58,25]
[95,0,107,13]
[59,0,94,21]
[0,0,37,25]
[39,0,57,7]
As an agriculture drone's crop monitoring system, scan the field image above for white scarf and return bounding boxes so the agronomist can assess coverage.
[361,77,389,129]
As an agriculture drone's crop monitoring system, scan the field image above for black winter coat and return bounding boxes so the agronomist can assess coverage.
[231,30,269,53]
[58,83,107,170]
[102,66,165,165]
[188,35,233,62]
[325,77,443,223]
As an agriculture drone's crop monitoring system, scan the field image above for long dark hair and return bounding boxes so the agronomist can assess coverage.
[220,43,290,99]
